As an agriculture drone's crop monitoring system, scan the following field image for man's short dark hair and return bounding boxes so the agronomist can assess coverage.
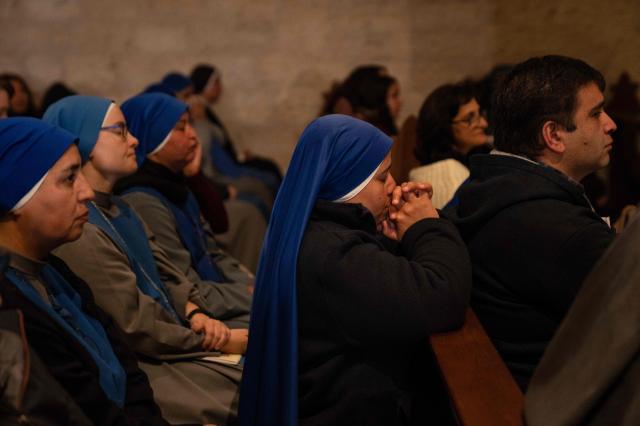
[492,55,605,159]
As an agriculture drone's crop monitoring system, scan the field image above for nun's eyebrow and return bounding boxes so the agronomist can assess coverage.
[379,163,392,175]
[60,163,81,174]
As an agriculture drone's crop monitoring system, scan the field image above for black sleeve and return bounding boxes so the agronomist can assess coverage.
[549,221,614,316]
[321,218,471,347]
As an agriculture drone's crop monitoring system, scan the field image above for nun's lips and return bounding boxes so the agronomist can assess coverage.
[77,210,89,223]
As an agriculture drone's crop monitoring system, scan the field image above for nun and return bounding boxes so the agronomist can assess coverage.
[43,95,246,425]
[239,115,472,426]
[0,117,168,425]
[114,93,254,302]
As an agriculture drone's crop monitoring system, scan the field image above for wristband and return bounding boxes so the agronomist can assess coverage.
[187,308,209,321]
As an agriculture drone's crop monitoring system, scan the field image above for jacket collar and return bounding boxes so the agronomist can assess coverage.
[310,199,377,234]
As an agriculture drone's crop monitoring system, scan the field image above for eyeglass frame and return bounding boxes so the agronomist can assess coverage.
[451,110,487,127]
[99,122,129,141]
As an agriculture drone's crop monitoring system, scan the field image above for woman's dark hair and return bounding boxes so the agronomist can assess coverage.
[0,76,14,99]
[0,73,38,117]
[41,82,76,113]
[415,81,476,165]
[348,73,398,136]
[493,55,605,159]
[319,65,386,116]
[190,64,218,94]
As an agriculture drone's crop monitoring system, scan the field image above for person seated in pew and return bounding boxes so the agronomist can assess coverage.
[410,80,491,208]
[0,117,168,425]
[183,134,267,273]
[0,73,38,117]
[239,115,471,426]
[525,210,640,426]
[114,93,255,309]
[190,64,283,184]
[445,55,617,389]
[146,78,274,224]
[43,95,247,425]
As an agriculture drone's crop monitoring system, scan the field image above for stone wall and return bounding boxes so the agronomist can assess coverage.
[1,0,638,169]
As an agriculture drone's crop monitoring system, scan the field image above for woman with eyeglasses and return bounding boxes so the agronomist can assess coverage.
[43,95,247,425]
[409,81,490,208]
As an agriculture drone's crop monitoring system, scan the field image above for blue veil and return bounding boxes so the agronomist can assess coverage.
[239,115,392,425]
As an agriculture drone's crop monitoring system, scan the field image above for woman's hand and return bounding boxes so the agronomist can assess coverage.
[183,137,203,177]
[190,314,231,351]
[387,181,438,240]
[220,329,249,354]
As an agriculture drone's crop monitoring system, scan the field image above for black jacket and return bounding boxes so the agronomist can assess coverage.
[445,154,615,389]
[297,200,471,426]
[0,256,169,426]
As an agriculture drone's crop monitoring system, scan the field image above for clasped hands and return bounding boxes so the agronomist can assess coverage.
[187,303,248,354]
[381,181,439,241]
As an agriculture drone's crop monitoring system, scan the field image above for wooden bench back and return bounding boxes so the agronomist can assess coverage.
[430,309,524,425]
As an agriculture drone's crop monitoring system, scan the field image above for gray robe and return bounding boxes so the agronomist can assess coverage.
[525,211,640,425]
[54,193,243,425]
[216,198,267,273]
[120,190,254,321]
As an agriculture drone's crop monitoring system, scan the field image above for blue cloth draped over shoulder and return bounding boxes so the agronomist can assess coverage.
[87,197,183,323]
[208,135,280,193]
[120,186,226,282]
[42,95,112,162]
[0,117,77,214]
[238,115,392,426]
[5,265,127,406]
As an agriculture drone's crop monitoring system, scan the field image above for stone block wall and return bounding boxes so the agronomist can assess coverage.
[1,0,638,169]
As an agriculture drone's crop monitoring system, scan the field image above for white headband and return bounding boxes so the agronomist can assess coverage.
[10,172,48,212]
[333,159,383,203]
[149,130,172,157]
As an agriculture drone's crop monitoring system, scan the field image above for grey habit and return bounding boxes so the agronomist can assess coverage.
[54,192,244,425]
[120,190,254,318]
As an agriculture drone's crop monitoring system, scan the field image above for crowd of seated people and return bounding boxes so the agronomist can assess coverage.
[0,54,638,426]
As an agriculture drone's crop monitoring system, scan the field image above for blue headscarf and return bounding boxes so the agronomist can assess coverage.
[142,82,174,97]
[42,95,113,162]
[0,117,77,214]
[161,72,191,94]
[121,93,188,166]
[239,115,392,426]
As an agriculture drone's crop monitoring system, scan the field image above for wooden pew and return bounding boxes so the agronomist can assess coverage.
[430,309,524,425]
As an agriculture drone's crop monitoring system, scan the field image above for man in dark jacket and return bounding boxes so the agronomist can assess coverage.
[445,55,617,389]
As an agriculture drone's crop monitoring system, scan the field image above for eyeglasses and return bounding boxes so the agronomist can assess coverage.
[100,122,129,141]
[452,110,487,127]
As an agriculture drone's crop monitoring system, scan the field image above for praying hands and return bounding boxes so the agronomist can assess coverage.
[382,181,439,240]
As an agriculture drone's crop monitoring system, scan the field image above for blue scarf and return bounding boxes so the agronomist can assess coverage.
[0,118,77,214]
[238,115,392,426]
[6,264,127,406]
[87,197,184,322]
[42,95,112,162]
[120,186,226,282]
[120,93,187,166]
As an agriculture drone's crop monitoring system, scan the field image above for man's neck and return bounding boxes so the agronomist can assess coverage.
[535,152,586,182]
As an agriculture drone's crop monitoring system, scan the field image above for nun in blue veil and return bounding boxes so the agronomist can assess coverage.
[239,115,471,425]
[0,117,167,425]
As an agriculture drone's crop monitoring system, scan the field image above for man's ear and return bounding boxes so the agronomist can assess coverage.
[541,120,565,154]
